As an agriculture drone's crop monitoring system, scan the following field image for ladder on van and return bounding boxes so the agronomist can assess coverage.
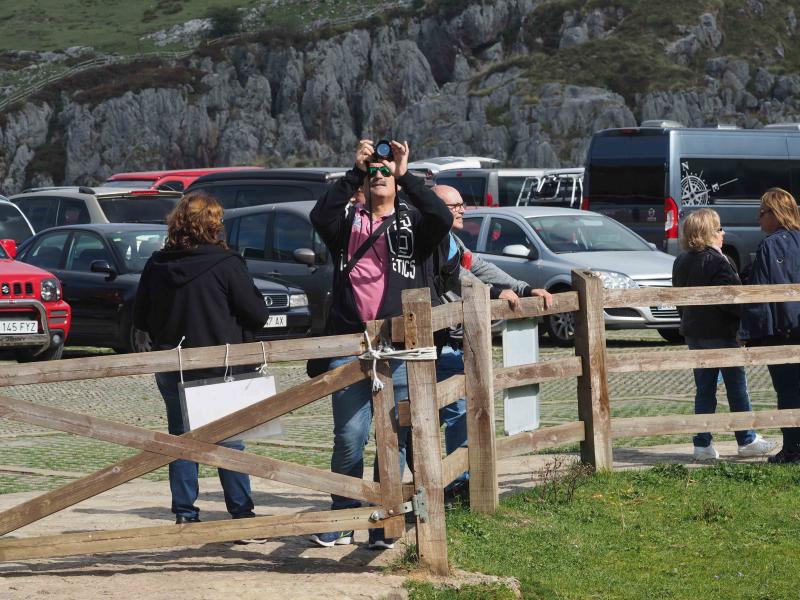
[515,177,541,206]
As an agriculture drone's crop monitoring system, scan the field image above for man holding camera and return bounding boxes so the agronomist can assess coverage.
[309,139,452,549]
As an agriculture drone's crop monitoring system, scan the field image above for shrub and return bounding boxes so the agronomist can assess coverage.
[207,5,242,37]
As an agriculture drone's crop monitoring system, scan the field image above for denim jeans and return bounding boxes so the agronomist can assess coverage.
[436,346,469,486]
[328,355,409,510]
[685,337,756,447]
[155,371,255,520]
[766,362,800,451]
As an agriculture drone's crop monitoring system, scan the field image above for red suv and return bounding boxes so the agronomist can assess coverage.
[104,167,261,193]
[0,239,71,361]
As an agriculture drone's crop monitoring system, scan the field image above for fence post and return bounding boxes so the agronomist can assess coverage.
[367,320,404,540]
[572,269,613,471]
[461,279,498,513]
[402,288,449,576]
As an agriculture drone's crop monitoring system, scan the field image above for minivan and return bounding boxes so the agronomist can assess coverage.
[434,168,549,207]
[185,168,347,209]
[583,122,800,269]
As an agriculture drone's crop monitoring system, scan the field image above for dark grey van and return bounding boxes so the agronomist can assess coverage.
[185,168,347,209]
[583,123,800,269]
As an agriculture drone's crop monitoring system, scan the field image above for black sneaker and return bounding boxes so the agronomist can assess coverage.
[767,447,800,464]
[367,528,395,550]
[175,515,201,524]
[444,480,469,509]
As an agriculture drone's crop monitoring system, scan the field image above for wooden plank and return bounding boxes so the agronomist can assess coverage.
[403,288,449,576]
[0,394,380,503]
[0,359,368,536]
[573,270,613,471]
[0,335,365,386]
[389,301,464,343]
[441,448,469,488]
[462,279,498,513]
[496,422,586,460]
[607,345,800,374]
[603,283,800,309]
[0,507,379,562]
[490,291,580,321]
[494,356,583,391]
[398,373,467,428]
[611,408,800,439]
[371,357,404,539]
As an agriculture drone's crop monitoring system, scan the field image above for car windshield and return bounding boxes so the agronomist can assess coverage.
[97,197,178,223]
[0,203,33,243]
[102,180,156,188]
[527,215,651,253]
[109,230,167,272]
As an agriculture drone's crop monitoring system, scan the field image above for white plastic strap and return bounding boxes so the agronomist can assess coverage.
[223,343,233,382]
[358,331,437,392]
[175,336,186,386]
[256,341,270,376]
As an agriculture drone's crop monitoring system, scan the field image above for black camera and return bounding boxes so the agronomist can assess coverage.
[372,139,393,162]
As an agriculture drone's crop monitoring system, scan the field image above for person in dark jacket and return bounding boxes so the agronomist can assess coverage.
[672,208,774,461]
[739,188,800,463]
[134,191,269,525]
[308,139,452,550]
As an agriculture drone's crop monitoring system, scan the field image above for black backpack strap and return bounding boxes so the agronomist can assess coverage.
[341,214,396,279]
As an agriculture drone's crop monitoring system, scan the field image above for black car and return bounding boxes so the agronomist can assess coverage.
[16,224,311,352]
[186,168,347,209]
[224,201,332,335]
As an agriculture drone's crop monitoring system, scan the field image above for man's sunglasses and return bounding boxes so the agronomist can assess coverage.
[368,166,392,177]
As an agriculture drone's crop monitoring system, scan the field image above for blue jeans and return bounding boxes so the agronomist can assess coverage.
[328,355,409,510]
[436,346,468,484]
[686,337,756,447]
[766,362,800,451]
[156,371,255,520]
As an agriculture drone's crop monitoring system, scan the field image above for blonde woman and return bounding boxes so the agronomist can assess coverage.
[672,208,774,460]
[740,188,800,463]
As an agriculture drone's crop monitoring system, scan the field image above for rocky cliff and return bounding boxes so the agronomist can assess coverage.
[1,0,800,193]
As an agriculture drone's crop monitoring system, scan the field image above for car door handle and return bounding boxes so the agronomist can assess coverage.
[267,271,280,276]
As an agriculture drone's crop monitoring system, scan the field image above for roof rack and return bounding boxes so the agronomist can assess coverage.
[764,123,800,131]
[640,119,685,128]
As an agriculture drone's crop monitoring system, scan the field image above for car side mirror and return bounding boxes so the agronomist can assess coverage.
[502,244,538,260]
[647,242,657,251]
[0,239,16,259]
[90,260,115,277]
[293,248,316,266]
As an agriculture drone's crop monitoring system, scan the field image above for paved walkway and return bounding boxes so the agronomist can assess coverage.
[0,439,775,600]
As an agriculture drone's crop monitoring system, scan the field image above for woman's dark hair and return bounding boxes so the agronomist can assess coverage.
[165,191,227,250]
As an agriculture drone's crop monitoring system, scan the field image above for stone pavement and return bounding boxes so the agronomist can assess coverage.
[0,439,777,600]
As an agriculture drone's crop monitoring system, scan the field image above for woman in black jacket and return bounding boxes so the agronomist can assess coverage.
[672,208,774,461]
[134,191,268,525]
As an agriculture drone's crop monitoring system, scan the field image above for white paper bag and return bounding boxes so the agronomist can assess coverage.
[179,372,282,443]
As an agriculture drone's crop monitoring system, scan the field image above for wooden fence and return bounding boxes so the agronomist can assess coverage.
[0,271,799,576]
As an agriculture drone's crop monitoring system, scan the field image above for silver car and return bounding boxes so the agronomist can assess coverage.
[459,206,680,346]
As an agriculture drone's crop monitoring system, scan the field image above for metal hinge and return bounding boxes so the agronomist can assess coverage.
[369,487,429,524]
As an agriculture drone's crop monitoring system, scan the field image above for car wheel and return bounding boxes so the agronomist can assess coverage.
[15,342,64,362]
[545,312,575,346]
[658,328,684,344]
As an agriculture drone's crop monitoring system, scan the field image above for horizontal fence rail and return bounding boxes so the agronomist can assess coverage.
[604,283,800,308]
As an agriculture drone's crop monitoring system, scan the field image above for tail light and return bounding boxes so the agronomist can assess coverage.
[485,192,495,207]
[664,196,679,239]
[129,190,160,196]
[580,196,589,210]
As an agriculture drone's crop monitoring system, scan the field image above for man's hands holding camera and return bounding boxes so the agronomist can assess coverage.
[355,139,410,178]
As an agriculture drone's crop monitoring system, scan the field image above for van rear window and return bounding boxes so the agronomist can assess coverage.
[98,198,178,223]
[588,163,666,203]
[435,177,486,207]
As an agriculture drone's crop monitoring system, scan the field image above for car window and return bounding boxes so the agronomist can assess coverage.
[236,184,316,208]
[434,177,487,207]
[66,232,112,272]
[527,214,651,253]
[498,176,530,206]
[25,231,70,269]
[272,212,313,261]
[58,199,90,226]
[459,217,482,251]
[110,231,166,272]
[486,218,530,254]
[156,180,185,192]
[235,213,268,259]
[12,197,59,231]
[97,197,178,223]
[0,203,34,243]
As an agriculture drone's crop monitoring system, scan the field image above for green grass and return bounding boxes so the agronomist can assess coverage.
[439,462,800,599]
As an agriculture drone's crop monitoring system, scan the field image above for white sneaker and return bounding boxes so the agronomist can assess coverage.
[693,444,719,461]
[738,434,776,457]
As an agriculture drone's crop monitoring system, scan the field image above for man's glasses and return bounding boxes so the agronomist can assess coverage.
[445,202,465,212]
[368,166,391,177]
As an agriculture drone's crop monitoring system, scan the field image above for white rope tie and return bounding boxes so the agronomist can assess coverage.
[175,336,186,385]
[358,331,437,392]
[256,341,270,376]
[223,343,233,382]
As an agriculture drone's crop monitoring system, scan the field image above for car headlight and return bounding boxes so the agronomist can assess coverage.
[289,293,309,308]
[592,270,640,289]
[40,278,61,301]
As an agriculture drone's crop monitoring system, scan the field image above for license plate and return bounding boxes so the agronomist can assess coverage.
[657,304,677,311]
[264,314,287,328]
[0,321,37,334]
